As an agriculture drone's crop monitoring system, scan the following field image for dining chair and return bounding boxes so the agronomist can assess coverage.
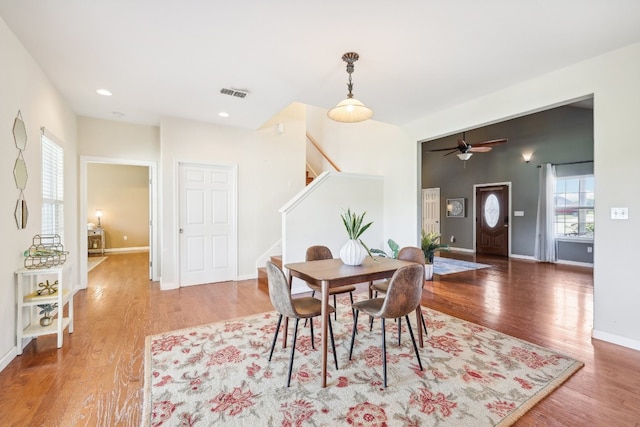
[370,246,428,339]
[305,245,356,320]
[349,264,424,388]
[266,261,338,387]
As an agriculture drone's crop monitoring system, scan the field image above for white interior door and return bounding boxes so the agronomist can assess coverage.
[179,163,237,286]
[422,188,440,235]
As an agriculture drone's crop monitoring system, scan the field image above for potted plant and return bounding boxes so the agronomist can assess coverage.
[370,239,400,259]
[421,230,448,280]
[339,208,373,265]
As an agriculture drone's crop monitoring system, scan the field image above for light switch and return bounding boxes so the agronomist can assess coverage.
[514,211,524,217]
[611,207,629,220]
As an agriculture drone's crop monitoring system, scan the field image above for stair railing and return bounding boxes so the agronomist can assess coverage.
[306,132,341,172]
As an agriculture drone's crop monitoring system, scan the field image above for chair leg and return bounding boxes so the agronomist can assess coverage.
[334,294,338,320]
[349,292,357,334]
[304,291,316,327]
[381,317,387,388]
[268,314,283,361]
[369,314,374,331]
[397,317,401,346]
[421,312,428,337]
[328,316,338,370]
[404,314,423,371]
[309,315,315,350]
[349,310,359,360]
[287,319,300,387]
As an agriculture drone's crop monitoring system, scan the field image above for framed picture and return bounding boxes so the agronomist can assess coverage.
[446,198,465,218]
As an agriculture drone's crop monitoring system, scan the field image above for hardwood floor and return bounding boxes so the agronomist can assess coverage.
[0,251,638,426]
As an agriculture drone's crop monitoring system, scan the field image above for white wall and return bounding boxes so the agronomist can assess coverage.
[402,42,640,350]
[280,172,384,293]
[0,17,77,368]
[159,103,307,289]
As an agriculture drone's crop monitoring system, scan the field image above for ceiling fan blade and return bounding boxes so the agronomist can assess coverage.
[428,146,459,152]
[469,146,492,153]
[443,149,459,157]
[473,138,508,147]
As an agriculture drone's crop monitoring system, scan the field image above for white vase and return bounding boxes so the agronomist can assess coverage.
[424,264,434,281]
[340,239,367,266]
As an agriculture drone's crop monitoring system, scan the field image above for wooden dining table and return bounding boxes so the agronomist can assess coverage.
[284,256,422,388]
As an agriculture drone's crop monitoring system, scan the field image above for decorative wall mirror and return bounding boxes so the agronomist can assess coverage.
[13,113,27,150]
[13,110,28,229]
[14,156,28,190]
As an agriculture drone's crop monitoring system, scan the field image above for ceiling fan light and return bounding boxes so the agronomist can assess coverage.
[457,152,473,161]
[327,97,373,123]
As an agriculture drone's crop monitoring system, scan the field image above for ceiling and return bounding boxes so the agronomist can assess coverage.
[2,1,639,130]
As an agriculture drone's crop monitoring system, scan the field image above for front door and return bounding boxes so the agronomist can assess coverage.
[179,163,237,286]
[475,184,509,256]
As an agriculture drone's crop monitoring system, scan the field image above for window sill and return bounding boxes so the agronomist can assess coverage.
[556,237,594,244]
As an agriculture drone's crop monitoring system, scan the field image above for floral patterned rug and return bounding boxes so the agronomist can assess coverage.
[142,296,582,426]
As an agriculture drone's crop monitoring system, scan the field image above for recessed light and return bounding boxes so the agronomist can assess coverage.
[96,89,112,96]
[218,112,229,118]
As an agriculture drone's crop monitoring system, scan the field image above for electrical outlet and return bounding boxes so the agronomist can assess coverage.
[587,246,593,253]
[450,235,455,243]
[123,236,128,241]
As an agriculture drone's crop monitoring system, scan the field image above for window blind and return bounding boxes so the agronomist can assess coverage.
[41,132,64,240]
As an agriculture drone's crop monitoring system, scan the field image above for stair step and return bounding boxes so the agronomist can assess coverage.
[257,255,283,292]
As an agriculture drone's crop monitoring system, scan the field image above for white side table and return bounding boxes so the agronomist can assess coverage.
[15,263,74,355]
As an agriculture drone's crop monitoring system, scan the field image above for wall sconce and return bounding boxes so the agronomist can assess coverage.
[522,153,533,163]
[96,209,103,228]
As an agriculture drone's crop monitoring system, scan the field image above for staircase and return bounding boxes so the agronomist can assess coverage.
[257,255,282,292]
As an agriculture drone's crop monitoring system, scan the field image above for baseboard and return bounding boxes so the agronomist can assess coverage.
[592,329,640,351]
[447,247,474,253]
[510,254,536,261]
[0,347,18,373]
[236,273,256,281]
[105,246,149,253]
[556,259,593,268]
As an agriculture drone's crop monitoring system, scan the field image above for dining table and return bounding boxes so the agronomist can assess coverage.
[284,256,422,388]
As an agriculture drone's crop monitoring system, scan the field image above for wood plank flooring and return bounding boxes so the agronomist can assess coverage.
[0,251,638,426]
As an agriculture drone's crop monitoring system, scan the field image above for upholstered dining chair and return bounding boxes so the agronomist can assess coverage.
[349,264,424,388]
[306,245,356,320]
[266,261,338,387]
[370,246,428,338]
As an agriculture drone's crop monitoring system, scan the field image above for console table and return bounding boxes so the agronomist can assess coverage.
[15,263,74,355]
[88,228,105,255]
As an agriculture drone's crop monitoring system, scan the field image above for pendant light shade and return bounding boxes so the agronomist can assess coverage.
[457,152,473,161]
[328,52,373,123]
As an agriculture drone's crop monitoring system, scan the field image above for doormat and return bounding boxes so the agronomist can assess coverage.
[434,256,491,275]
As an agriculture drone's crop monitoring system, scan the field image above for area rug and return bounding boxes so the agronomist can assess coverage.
[87,256,107,272]
[434,256,491,275]
[142,296,582,426]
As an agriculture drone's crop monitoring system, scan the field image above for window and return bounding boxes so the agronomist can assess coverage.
[554,175,594,239]
[41,134,64,240]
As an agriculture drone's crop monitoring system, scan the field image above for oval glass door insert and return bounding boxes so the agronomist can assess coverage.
[484,194,500,228]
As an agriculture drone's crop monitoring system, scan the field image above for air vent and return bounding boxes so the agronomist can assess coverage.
[220,88,249,98]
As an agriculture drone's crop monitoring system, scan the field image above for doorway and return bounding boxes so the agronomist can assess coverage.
[475,183,510,256]
[80,156,158,288]
[422,188,440,235]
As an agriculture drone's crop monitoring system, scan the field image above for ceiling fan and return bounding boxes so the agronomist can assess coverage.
[428,132,507,162]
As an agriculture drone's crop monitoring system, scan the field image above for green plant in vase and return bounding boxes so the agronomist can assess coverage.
[421,230,448,264]
[340,208,374,265]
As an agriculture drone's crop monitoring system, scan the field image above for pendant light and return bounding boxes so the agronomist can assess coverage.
[327,52,373,123]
